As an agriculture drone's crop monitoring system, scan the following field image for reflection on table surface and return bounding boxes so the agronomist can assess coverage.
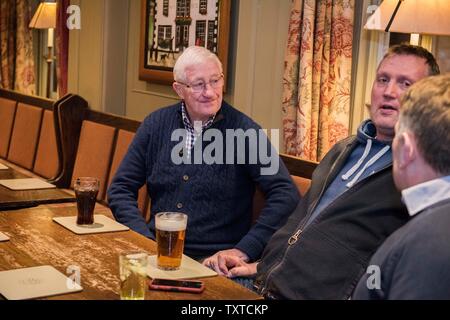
[0,204,261,300]
[0,163,75,210]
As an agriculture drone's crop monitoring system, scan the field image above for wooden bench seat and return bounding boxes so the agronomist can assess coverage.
[0,89,90,186]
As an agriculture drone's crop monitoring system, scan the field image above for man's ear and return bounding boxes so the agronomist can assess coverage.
[173,82,185,99]
[397,131,417,169]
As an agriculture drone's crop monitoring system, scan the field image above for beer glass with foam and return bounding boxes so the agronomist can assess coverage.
[155,212,188,270]
[74,177,99,225]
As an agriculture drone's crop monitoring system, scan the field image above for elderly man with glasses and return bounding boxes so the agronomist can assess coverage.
[107,46,300,266]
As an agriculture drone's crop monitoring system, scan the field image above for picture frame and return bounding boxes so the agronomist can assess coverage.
[139,0,231,88]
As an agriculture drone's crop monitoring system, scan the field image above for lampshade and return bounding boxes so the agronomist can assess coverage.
[29,2,56,29]
[364,0,450,36]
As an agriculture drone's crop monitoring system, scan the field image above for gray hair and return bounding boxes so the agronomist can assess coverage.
[173,46,223,83]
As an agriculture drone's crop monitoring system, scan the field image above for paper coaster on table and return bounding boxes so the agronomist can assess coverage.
[0,178,55,190]
[147,255,217,280]
[53,215,129,235]
[0,265,83,300]
[0,232,10,242]
[0,163,8,170]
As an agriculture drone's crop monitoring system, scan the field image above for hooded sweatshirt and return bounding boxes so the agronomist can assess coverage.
[305,120,391,227]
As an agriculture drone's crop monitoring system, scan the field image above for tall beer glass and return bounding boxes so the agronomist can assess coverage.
[155,212,188,270]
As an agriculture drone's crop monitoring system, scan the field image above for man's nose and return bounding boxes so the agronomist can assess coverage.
[202,83,215,96]
[383,81,399,99]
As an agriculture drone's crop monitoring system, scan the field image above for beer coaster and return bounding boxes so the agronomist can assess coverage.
[147,255,217,280]
[53,215,129,235]
[0,163,8,170]
[0,178,55,190]
[0,265,83,300]
[0,232,10,242]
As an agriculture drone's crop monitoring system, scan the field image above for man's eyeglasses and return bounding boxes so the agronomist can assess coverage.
[177,74,224,93]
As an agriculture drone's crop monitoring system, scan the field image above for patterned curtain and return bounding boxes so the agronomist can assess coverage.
[282,0,354,161]
[56,0,69,97]
[0,0,36,95]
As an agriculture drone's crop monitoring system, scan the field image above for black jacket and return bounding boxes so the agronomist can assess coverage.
[255,136,409,299]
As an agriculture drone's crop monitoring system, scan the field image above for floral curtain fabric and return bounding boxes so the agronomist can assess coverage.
[282,0,354,161]
[0,0,36,95]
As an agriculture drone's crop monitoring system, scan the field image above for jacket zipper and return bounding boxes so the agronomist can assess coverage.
[287,161,393,246]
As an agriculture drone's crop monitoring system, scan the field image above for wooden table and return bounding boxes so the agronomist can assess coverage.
[0,166,75,210]
[0,205,261,300]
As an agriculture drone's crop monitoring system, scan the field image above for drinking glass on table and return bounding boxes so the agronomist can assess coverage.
[119,251,148,300]
[155,212,188,270]
[74,177,99,225]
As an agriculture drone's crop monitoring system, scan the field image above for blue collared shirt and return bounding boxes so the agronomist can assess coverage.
[402,175,450,217]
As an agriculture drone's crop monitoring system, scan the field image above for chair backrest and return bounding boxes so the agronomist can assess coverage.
[7,103,43,170]
[108,129,135,187]
[252,154,318,223]
[55,103,149,218]
[291,175,312,196]
[33,110,59,179]
[0,97,17,158]
[107,129,149,218]
[0,89,86,184]
[71,120,116,200]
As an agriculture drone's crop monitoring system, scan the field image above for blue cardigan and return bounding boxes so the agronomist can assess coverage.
[107,101,300,260]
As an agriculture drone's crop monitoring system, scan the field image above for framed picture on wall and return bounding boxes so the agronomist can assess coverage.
[139,0,231,88]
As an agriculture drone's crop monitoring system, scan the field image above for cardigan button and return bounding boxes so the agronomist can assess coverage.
[177,203,183,209]
[183,175,189,181]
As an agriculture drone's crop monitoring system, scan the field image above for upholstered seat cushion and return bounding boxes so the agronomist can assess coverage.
[33,110,59,179]
[71,120,115,200]
[7,103,43,169]
[107,129,149,219]
[0,97,17,158]
[252,175,310,224]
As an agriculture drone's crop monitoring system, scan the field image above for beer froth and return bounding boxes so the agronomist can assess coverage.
[155,215,187,232]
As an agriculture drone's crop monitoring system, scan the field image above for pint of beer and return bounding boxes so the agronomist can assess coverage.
[155,212,188,270]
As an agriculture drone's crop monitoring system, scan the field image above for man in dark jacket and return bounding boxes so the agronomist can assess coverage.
[210,44,440,299]
[353,74,450,299]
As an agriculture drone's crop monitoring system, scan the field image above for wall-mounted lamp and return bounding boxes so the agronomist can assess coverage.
[364,0,450,45]
[29,2,57,98]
